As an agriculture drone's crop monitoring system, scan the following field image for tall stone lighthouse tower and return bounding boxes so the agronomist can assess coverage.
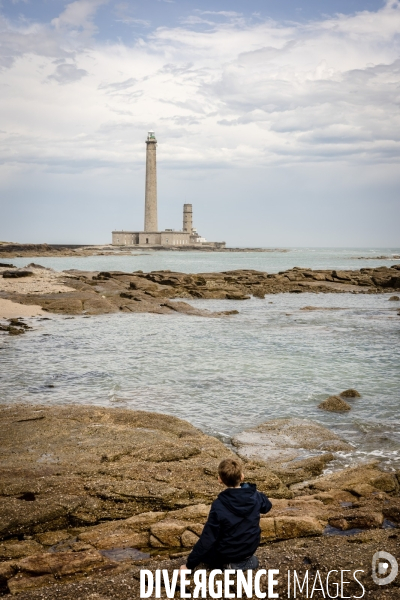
[144,131,157,232]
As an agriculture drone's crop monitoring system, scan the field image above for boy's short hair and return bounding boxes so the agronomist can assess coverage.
[218,458,243,487]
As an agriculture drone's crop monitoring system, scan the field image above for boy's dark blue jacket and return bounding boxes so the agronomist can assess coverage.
[186,483,272,569]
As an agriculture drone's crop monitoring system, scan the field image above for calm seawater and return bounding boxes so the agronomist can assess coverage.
[7,246,400,274]
[1,249,399,470]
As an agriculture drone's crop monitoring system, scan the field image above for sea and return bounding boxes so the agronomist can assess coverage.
[1,247,399,471]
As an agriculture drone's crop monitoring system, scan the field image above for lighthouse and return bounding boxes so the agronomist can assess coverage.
[111,131,225,247]
[144,130,157,232]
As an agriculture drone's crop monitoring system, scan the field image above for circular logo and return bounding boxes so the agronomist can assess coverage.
[372,551,398,586]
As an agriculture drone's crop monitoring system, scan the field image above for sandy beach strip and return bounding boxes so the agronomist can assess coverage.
[0,266,75,295]
[0,297,44,318]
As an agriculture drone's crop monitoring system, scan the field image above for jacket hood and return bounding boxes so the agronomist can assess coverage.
[218,483,259,518]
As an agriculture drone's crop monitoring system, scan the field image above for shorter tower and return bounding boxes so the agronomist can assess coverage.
[183,204,193,233]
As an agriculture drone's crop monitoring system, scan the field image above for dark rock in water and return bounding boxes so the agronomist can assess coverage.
[318,395,351,412]
[2,270,34,278]
[7,327,26,336]
[26,263,51,270]
[0,263,16,268]
[340,389,361,398]
[0,319,31,335]
[8,318,30,329]
[389,295,400,301]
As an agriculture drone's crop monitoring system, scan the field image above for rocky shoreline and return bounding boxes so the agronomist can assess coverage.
[0,244,290,258]
[0,404,399,597]
[1,264,400,319]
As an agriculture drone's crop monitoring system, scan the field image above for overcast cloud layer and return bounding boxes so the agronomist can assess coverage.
[0,0,399,245]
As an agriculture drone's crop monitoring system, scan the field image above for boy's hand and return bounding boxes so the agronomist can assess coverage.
[179,564,188,572]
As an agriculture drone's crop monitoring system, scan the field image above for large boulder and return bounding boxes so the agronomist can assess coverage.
[274,516,324,540]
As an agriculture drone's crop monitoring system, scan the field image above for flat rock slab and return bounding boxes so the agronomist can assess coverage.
[0,404,289,542]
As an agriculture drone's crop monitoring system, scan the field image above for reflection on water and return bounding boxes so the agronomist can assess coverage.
[1,292,399,469]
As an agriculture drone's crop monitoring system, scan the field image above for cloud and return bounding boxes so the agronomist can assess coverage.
[0,0,108,69]
[196,11,243,18]
[113,2,150,27]
[48,63,88,84]
[115,18,150,27]
[98,77,137,91]
[0,0,399,172]
[51,0,108,32]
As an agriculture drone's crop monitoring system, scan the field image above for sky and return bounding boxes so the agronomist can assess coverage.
[0,0,399,246]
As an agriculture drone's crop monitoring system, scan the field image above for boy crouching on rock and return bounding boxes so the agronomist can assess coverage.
[180,457,272,572]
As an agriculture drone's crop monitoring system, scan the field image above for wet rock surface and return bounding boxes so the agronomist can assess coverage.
[0,406,399,596]
[1,265,400,318]
[318,395,352,412]
[0,318,31,336]
[340,389,361,398]
[232,418,353,484]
